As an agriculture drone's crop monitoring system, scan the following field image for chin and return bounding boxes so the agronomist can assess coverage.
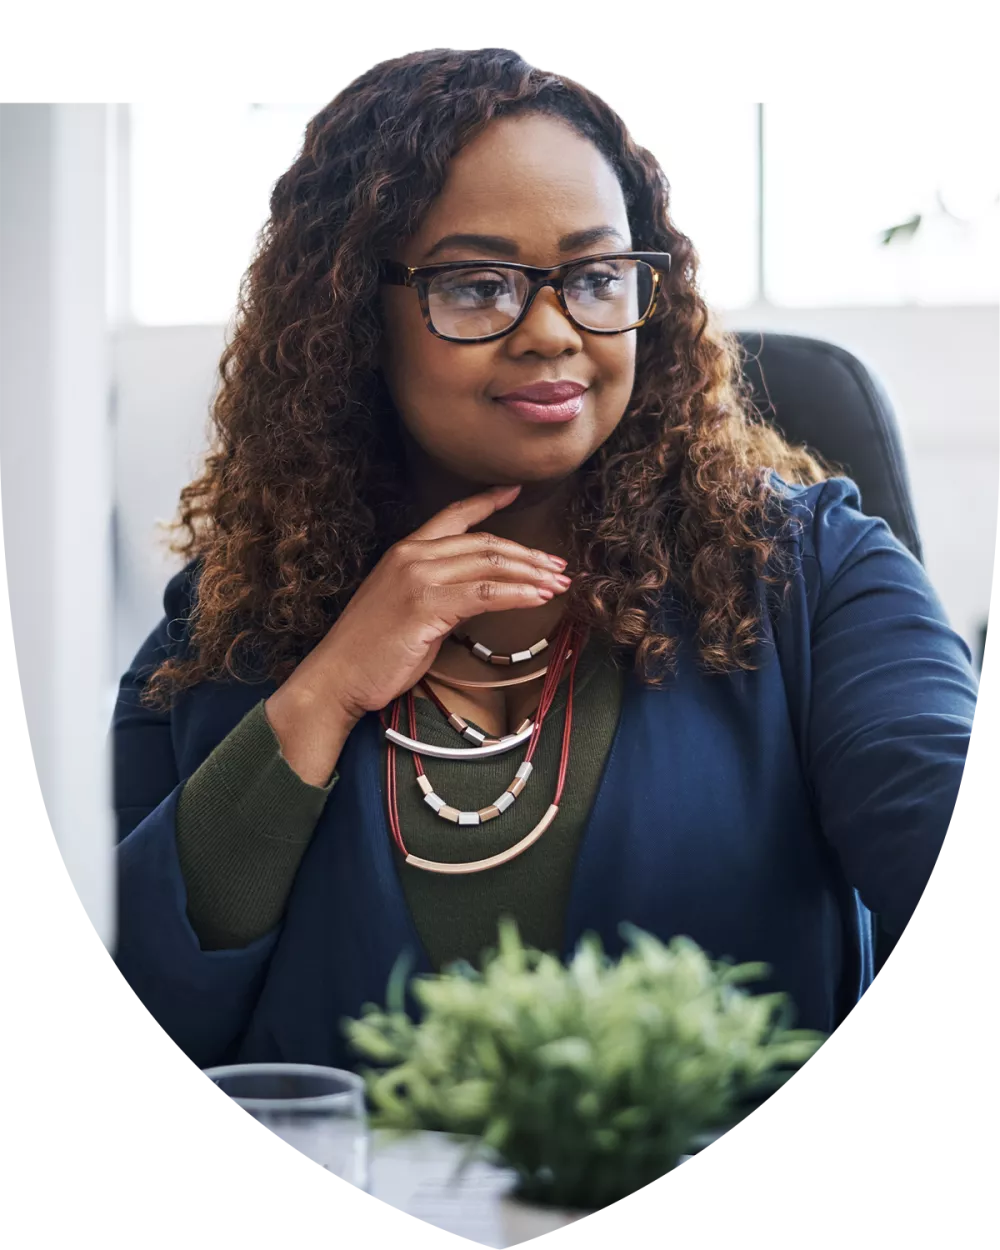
[499,473,584,513]
[463,450,587,489]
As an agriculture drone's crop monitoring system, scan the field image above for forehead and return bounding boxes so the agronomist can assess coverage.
[405,113,631,265]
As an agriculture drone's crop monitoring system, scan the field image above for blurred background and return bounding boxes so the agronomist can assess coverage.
[1,99,997,949]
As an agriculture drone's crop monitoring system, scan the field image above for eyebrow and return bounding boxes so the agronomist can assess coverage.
[422,225,629,261]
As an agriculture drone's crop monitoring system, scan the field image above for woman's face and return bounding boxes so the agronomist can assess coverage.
[378,113,637,491]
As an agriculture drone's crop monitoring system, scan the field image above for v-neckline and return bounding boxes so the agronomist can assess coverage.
[355,644,634,964]
[411,632,604,740]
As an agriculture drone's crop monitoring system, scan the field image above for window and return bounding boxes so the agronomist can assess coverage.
[126,101,761,323]
[628,103,760,310]
[128,103,321,325]
[763,100,999,306]
[125,101,998,324]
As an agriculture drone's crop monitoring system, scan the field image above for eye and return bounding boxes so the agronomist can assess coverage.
[433,269,518,305]
[566,263,628,299]
[567,261,637,305]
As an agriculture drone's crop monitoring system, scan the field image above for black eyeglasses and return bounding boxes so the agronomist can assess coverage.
[378,251,672,343]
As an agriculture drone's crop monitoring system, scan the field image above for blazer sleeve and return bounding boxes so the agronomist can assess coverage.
[110,562,278,1069]
[782,476,979,939]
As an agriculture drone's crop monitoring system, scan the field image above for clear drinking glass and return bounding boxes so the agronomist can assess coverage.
[204,1062,370,1189]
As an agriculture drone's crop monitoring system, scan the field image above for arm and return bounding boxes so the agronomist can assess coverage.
[110,563,336,1065]
[174,698,339,951]
[792,477,979,937]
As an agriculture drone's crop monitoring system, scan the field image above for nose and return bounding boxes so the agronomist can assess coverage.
[506,283,583,356]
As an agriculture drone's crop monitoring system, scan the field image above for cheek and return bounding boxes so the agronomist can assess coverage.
[593,337,637,413]
[384,330,494,438]
[381,294,455,413]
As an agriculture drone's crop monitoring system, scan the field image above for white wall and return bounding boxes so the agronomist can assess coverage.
[111,324,225,685]
[0,105,115,947]
[112,306,998,680]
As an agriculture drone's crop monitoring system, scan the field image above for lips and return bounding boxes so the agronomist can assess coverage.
[496,381,588,403]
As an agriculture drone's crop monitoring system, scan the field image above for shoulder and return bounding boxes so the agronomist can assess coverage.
[766,470,915,583]
[158,554,288,684]
[762,471,968,676]
[768,469,867,538]
[124,556,203,683]
[758,470,947,651]
[114,556,203,725]
[160,556,204,657]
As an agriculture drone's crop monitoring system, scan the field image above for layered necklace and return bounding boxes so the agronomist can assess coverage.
[379,616,585,877]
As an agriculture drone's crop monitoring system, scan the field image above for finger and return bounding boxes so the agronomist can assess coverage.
[408,552,571,591]
[431,579,557,617]
[408,531,568,572]
[410,484,522,542]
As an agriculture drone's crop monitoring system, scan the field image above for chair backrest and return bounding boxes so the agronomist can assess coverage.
[736,331,921,974]
[735,330,924,563]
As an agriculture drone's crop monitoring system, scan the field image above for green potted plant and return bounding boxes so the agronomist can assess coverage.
[344,921,824,1238]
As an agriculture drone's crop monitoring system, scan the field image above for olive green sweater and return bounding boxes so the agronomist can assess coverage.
[175,634,624,969]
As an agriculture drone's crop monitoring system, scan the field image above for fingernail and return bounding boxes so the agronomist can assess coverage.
[552,574,572,588]
[547,555,568,570]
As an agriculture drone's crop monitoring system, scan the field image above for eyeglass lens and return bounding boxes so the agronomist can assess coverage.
[425,259,655,340]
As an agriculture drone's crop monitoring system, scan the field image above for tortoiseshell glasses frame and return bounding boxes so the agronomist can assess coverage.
[378,250,672,344]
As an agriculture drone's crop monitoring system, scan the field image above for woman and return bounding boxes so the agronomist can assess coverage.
[112,48,978,1071]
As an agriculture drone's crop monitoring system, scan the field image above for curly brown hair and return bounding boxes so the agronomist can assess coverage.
[140,47,827,713]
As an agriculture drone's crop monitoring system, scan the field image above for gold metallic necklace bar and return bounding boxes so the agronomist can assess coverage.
[424,651,572,690]
[403,805,560,875]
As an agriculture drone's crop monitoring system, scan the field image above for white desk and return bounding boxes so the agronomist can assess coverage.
[365,1129,707,1245]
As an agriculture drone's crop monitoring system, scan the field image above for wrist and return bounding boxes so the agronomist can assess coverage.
[265,680,362,739]
[263,682,360,789]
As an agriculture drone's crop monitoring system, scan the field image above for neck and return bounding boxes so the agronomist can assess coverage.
[403,437,575,561]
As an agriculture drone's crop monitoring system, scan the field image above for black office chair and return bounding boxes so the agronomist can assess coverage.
[734,330,925,974]
[735,330,924,562]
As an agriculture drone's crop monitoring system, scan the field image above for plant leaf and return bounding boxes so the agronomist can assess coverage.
[343,1020,399,1063]
[386,947,416,1017]
[341,920,828,1202]
[536,1037,593,1070]
[482,1115,512,1152]
[720,961,771,986]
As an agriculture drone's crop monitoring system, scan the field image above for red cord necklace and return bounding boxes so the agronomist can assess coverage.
[379,616,584,875]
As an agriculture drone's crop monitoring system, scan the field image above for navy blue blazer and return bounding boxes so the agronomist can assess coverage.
[111,477,979,1071]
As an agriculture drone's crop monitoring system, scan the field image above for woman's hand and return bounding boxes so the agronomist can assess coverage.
[308,483,571,720]
[263,484,571,783]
